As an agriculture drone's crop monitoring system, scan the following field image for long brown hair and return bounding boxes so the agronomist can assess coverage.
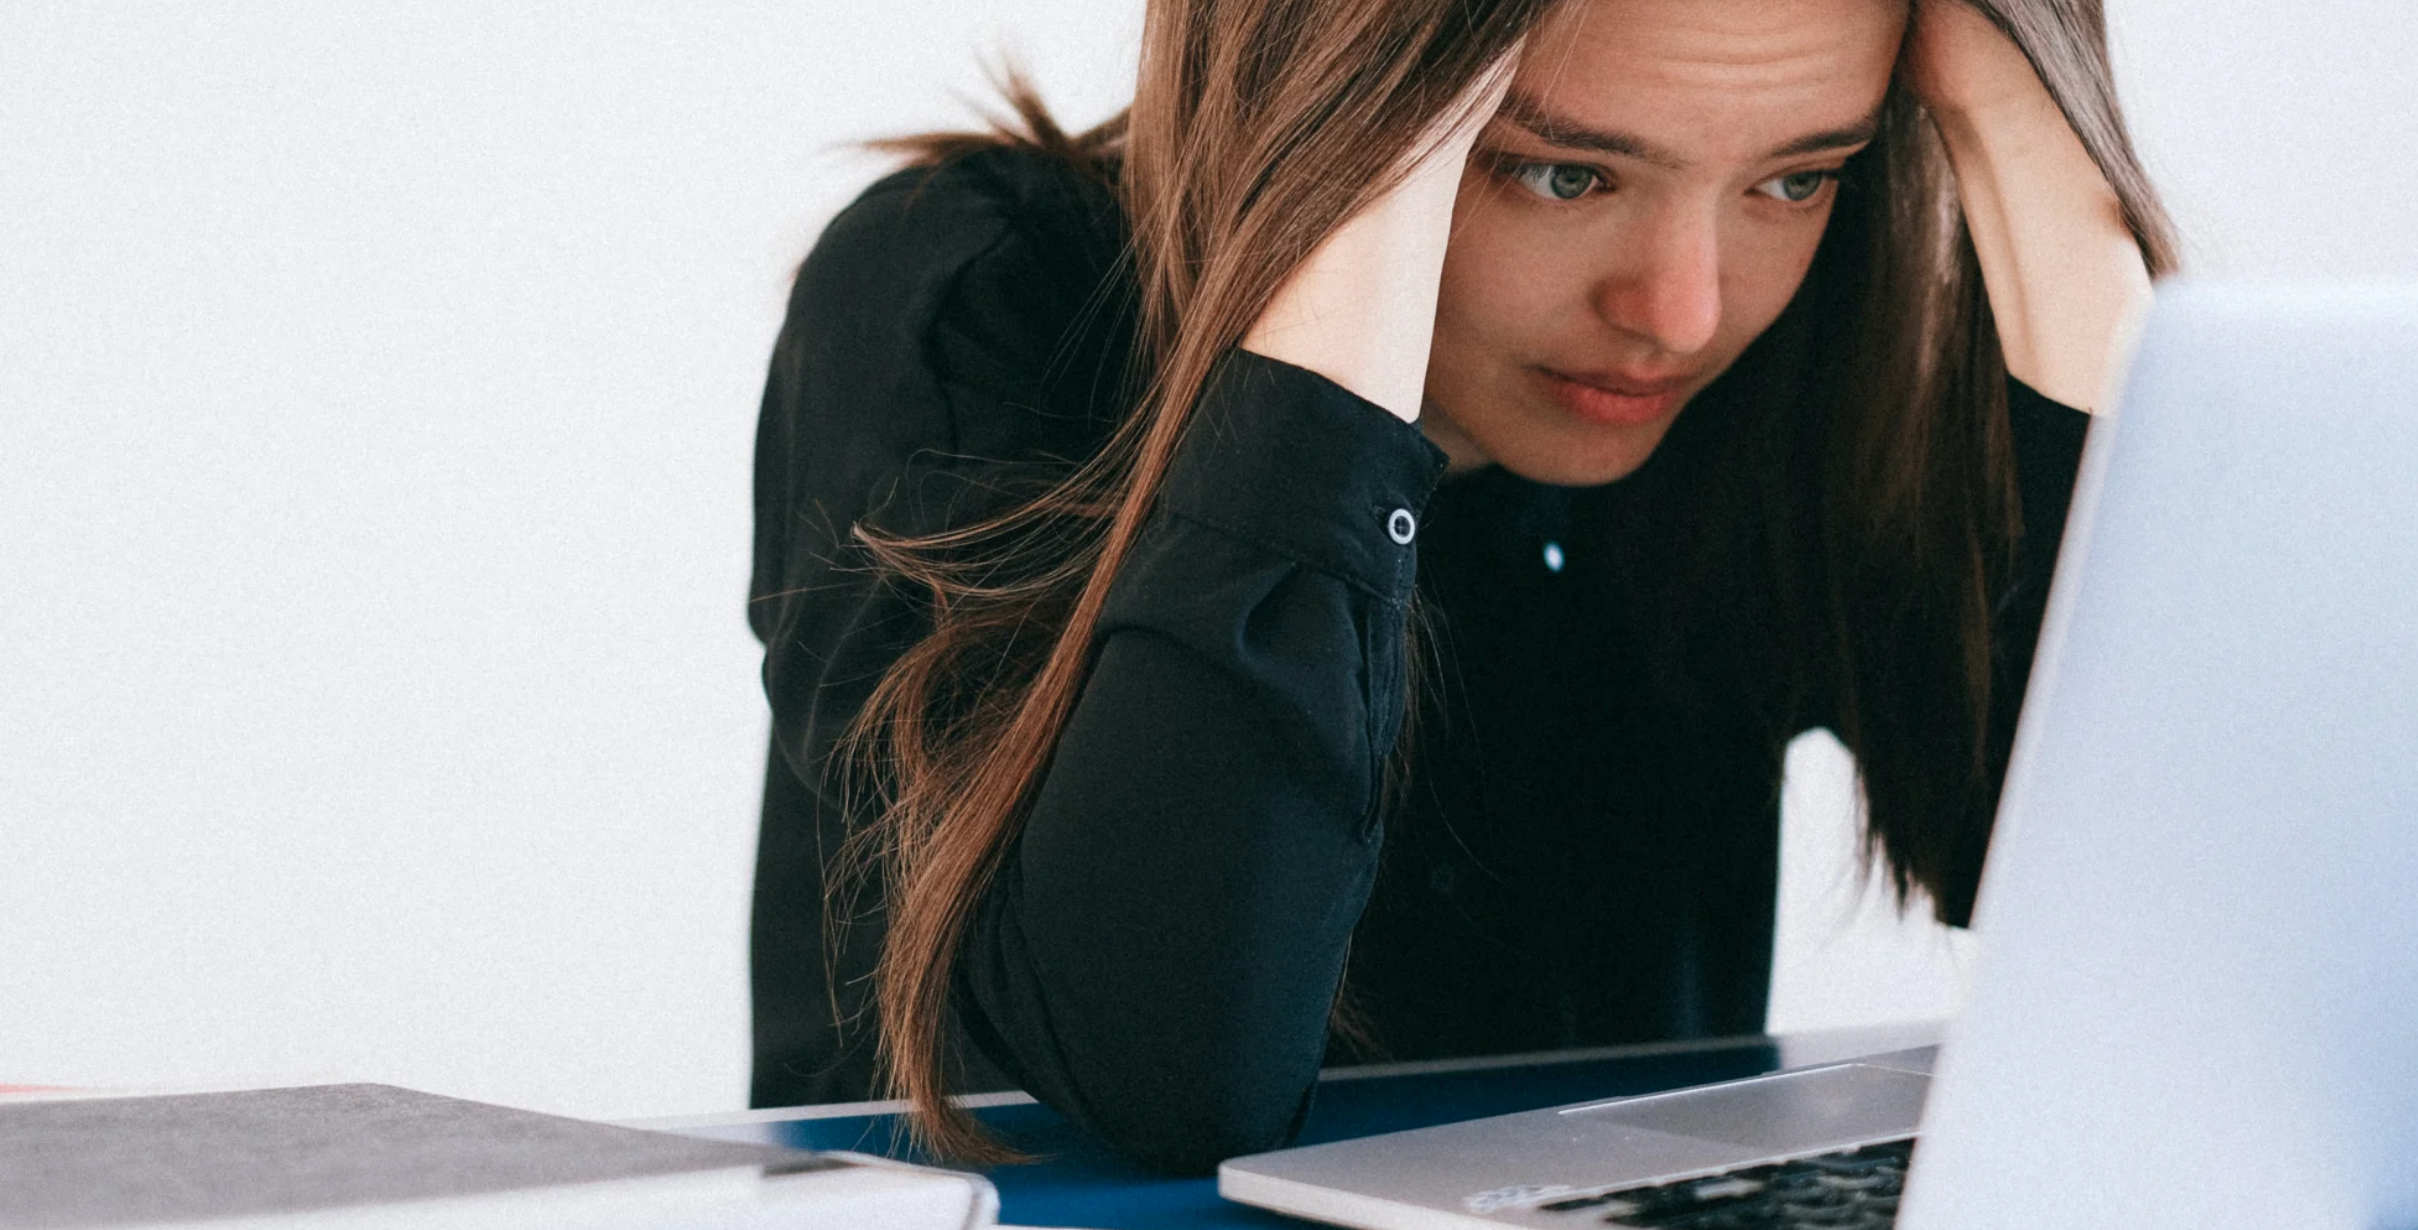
[832,0,2177,1161]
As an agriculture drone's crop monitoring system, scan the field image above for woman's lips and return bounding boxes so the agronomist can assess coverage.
[1537,367,1690,428]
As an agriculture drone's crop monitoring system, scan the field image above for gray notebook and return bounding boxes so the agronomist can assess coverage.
[0,1084,966,1230]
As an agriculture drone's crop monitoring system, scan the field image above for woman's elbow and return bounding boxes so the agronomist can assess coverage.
[1073,1067,1314,1175]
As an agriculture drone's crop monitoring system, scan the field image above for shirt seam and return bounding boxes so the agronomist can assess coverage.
[1159,505,1413,604]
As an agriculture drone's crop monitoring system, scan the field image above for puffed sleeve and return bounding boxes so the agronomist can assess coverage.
[749,148,1146,1110]
[746,148,1447,1171]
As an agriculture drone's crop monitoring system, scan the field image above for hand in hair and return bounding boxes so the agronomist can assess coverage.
[1902,0,2157,413]
[1240,46,1522,424]
[1903,0,2054,118]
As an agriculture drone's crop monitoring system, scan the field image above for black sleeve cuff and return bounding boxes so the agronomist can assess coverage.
[2006,374,2092,556]
[1157,348,1450,600]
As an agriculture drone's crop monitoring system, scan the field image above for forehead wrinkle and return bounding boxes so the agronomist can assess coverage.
[1498,89,1884,170]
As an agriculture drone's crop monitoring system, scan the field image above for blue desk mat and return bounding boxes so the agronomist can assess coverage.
[686,1040,1782,1228]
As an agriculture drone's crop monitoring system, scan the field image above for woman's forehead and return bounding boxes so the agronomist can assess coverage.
[1513,0,1904,161]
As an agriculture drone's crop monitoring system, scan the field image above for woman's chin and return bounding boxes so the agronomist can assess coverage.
[1426,384,1686,487]
[1484,418,1678,488]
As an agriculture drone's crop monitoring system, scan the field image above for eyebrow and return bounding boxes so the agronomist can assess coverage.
[1495,90,1882,171]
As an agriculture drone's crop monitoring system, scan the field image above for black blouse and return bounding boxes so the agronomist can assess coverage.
[746,145,2089,1173]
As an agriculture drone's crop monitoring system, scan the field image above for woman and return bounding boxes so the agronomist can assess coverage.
[747,0,2175,1172]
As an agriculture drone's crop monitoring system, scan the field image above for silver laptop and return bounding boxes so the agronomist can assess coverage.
[1222,283,2418,1230]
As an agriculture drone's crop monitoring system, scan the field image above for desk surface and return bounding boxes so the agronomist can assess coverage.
[647,1022,1940,1229]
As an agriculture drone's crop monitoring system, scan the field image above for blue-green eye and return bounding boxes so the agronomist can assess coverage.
[1509,161,1603,202]
[1753,170,1838,204]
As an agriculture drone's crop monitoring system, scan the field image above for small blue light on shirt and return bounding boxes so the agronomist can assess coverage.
[1542,541,1566,573]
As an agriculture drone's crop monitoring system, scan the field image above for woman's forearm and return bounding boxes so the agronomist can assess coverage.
[1904,0,2155,413]
[956,350,1443,1173]
[1930,87,2155,414]
[1242,52,1517,423]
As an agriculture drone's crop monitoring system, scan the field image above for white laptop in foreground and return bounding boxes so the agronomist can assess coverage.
[1221,283,2418,1230]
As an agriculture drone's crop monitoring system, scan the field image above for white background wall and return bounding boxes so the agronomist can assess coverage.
[3,1,2411,1120]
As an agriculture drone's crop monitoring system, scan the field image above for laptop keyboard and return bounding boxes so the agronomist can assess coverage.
[1533,1138,1914,1229]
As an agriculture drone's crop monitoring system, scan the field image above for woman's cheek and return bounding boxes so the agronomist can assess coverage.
[1442,206,1596,347]
[1724,209,1833,341]
[1435,210,1538,354]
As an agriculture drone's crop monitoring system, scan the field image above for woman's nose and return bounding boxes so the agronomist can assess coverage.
[1594,210,1723,358]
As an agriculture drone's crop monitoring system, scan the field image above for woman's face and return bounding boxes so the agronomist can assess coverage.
[1423,0,1908,485]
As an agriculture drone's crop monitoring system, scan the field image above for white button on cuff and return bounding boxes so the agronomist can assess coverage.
[1386,508,1417,545]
